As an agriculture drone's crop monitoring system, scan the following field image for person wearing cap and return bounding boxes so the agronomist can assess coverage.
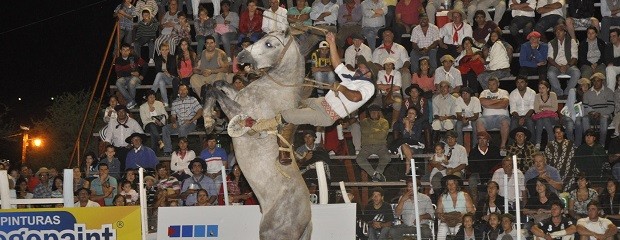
[361,0,387,51]
[577,201,619,239]
[491,157,526,207]
[505,126,536,171]
[508,0,537,47]
[531,200,577,239]
[547,23,580,97]
[477,76,510,155]
[575,129,607,187]
[518,31,549,81]
[103,104,144,169]
[409,13,440,73]
[432,80,457,132]
[125,132,159,170]
[294,130,331,190]
[262,0,288,33]
[375,57,403,125]
[372,29,412,90]
[508,75,536,134]
[434,54,463,95]
[577,27,606,79]
[336,0,363,52]
[115,43,148,110]
[356,104,391,182]
[133,9,159,64]
[180,158,215,206]
[344,32,372,70]
[454,86,481,146]
[533,0,565,38]
[311,41,336,96]
[582,72,615,147]
[90,163,118,206]
[32,168,53,199]
[437,9,472,68]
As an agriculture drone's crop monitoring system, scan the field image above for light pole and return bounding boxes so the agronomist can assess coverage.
[20,126,42,164]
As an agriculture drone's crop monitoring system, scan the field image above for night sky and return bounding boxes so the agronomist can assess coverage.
[1,0,118,160]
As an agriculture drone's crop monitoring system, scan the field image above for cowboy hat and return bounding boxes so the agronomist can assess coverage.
[125,132,148,144]
[448,8,466,21]
[356,56,378,80]
[405,84,424,96]
[440,54,455,63]
[36,167,50,177]
[382,57,396,65]
[509,127,532,140]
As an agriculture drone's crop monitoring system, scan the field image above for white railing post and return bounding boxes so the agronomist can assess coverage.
[411,160,421,240]
[0,170,11,209]
[503,174,508,213]
[316,161,328,204]
[63,169,74,207]
[138,168,147,240]
[222,166,230,206]
[512,155,522,239]
[339,181,351,203]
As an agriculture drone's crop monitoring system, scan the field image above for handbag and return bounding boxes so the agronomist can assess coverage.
[382,75,396,108]
[532,110,558,120]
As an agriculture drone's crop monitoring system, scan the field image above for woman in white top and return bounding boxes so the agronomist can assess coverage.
[436,175,475,240]
[170,137,196,181]
[99,96,119,141]
[140,90,168,151]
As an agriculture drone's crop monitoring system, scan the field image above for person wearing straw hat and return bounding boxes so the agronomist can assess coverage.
[518,31,549,81]
[375,56,403,126]
[344,32,372,69]
[32,167,53,199]
[434,54,463,95]
[582,72,615,147]
[437,8,472,68]
[311,41,337,96]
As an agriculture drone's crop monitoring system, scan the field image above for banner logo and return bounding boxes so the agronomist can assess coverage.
[168,225,219,238]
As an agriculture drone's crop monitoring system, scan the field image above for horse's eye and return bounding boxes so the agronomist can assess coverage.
[266,42,273,48]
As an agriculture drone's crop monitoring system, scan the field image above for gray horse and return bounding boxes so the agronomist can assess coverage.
[203,31,312,240]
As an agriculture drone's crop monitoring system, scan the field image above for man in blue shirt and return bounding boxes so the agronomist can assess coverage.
[199,134,228,199]
[125,132,159,170]
[524,152,563,193]
[519,31,549,81]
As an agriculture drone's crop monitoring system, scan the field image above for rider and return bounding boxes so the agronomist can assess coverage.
[239,32,376,163]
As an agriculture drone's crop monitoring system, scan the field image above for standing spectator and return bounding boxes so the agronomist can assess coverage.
[261,0,288,33]
[393,0,422,45]
[582,73,615,147]
[99,145,122,180]
[565,0,599,41]
[600,0,620,43]
[432,81,457,132]
[545,125,577,191]
[134,0,158,22]
[194,8,217,57]
[170,137,196,180]
[311,41,336,96]
[605,29,620,90]
[362,187,394,240]
[389,178,434,240]
[519,31,548,81]
[533,80,558,149]
[180,158,211,206]
[140,90,168,150]
[372,28,412,91]
[214,1,239,58]
[162,84,203,156]
[547,23,580,97]
[454,87,481,146]
[189,35,230,97]
[151,43,178,106]
[491,157,526,209]
[471,10,500,47]
[477,77,510,155]
[90,163,118,206]
[115,44,147,109]
[336,0,363,55]
[409,13,439,73]
[125,133,160,170]
[375,57,402,125]
[509,76,536,133]
[356,105,391,182]
[199,134,228,200]
[478,30,512,90]
[103,105,143,170]
[434,55,462,94]
[134,9,159,64]
[344,33,372,70]
[238,0,263,43]
[578,26,606,79]
[437,9,473,67]
[113,0,134,48]
[509,0,537,47]
[455,37,485,92]
[361,0,387,51]
[155,1,180,55]
[533,0,564,37]
[576,201,619,239]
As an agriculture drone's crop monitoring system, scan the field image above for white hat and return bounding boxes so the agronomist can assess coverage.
[318,41,329,48]
[383,57,396,65]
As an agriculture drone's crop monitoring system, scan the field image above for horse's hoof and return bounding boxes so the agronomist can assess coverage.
[228,114,251,137]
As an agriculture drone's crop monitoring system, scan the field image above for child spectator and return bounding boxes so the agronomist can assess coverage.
[134,9,160,64]
[428,143,448,191]
[120,180,139,205]
[194,8,217,56]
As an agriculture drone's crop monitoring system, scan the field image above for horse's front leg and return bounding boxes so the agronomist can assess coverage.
[212,80,243,118]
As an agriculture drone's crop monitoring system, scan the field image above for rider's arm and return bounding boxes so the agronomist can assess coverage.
[326,32,342,68]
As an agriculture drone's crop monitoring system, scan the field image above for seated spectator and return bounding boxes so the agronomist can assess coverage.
[311,41,336,96]
[194,8,217,58]
[309,0,338,35]
[82,152,99,181]
[218,163,258,205]
[424,0,462,25]
[33,168,52,199]
[75,188,101,207]
[175,38,197,96]
[155,163,181,201]
[477,77,510,155]
[50,176,63,199]
[475,181,505,224]
[119,180,139,205]
[140,90,168,151]
[468,131,502,199]
[113,194,126,206]
[455,37,485,93]
[393,0,421,38]
[72,167,90,193]
[577,201,619,239]
[575,130,608,187]
[151,43,178,106]
[344,33,372,70]
[199,134,228,200]
[90,163,118,206]
[582,73,615,147]
[115,44,147,109]
[606,29,620,90]
[125,133,159,170]
[524,152,563,192]
[601,0,620,42]
[599,179,620,225]
[372,29,412,91]
[434,55,462,94]
[180,158,212,206]
[294,130,331,196]
[531,200,577,239]
[566,0,599,40]
[400,84,432,145]
[361,0,387,51]
[505,127,536,171]
[454,213,483,239]
[214,1,239,58]
[391,107,426,176]
[162,84,203,156]
[133,9,159,63]
[436,175,475,239]
[467,0,506,25]
[410,59,436,98]
[533,0,564,38]
[519,31,548,81]
[409,13,439,74]
[428,142,449,192]
[98,146,121,181]
[261,0,288,33]
[562,78,589,145]
[491,157,526,209]
[523,178,561,223]
[375,57,403,125]
[497,214,519,238]
[122,169,139,190]
[362,187,394,239]
[433,131,469,191]
[355,105,391,182]
[471,10,500,47]
[390,178,434,240]
[170,137,195,180]
[569,174,599,219]
[578,27,606,79]
[547,23,580,97]
[438,9,473,68]
[189,35,230,97]
[134,0,157,22]
[478,29,512,90]
[432,81,457,132]
[509,76,536,133]
[533,80,558,149]
[287,0,315,56]
[509,0,537,47]
[454,87,481,146]
[481,213,502,239]
[238,0,262,44]
[193,189,213,206]
[336,0,362,55]
[545,125,576,191]
[154,2,180,55]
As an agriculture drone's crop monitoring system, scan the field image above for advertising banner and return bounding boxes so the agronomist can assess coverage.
[0,206,142,240]
[157,203,356,239]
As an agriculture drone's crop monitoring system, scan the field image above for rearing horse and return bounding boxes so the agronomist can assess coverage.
[203,31,312,240]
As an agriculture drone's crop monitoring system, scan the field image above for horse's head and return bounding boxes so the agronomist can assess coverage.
[237,31,300,72]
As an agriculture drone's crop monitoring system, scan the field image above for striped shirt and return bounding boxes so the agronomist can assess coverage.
[134,0,158,21]
[171,96,202,123]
